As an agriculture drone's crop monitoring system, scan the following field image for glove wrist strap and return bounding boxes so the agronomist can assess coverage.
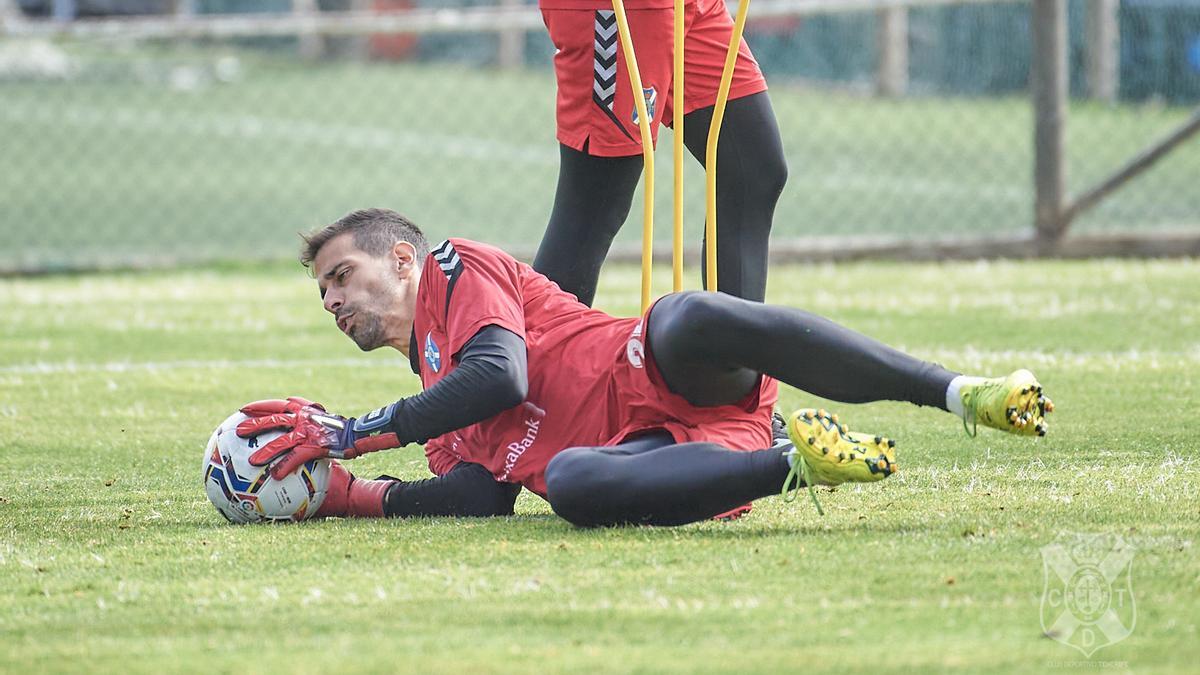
[348,402,404,457]
[350,432,401,457]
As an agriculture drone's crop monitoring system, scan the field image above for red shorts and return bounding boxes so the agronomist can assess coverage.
[424,300,776,497]
[606,300,777,453]
[542,0,768,157]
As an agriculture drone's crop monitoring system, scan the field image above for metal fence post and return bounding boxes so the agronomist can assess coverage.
[1085,0,1119,103]
[52,0,77,23]
[0,0,24,32]
[498,0,526,69]
[294,0,324,60]
[1032,0,1068,246]
[876,6,908,98]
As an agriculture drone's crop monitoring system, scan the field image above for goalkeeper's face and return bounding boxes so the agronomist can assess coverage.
[314,233,420,352]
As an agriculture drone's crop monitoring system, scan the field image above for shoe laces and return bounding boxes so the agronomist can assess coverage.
[960,378,1004,438]
[781,450,824,516]
[961,402,979,438]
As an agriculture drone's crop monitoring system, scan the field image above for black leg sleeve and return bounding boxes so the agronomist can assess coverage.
[683,91,788,303]
[545,436,792,527]
[383,463,522,518]
[532,144,644,306]
[648,291,959,410]
[536,92,785,307]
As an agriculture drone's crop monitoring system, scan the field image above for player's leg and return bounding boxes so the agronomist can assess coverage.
[648,290,956,409]
[682,92,787,303]
[678,0,785,302]
[533,8,672,306]
[648,291,1053,435]
[539,117,784,309]
[533,146,642,306]
[544,431,795,527]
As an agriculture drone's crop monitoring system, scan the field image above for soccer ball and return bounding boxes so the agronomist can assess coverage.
[202,411,331,524]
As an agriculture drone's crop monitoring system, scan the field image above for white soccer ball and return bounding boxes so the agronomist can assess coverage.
[202,411,331,524]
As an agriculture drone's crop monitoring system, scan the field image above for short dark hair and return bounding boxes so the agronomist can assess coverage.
[300,208,431,271]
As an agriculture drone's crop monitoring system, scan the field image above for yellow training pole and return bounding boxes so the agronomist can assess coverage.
[672,0,684,293]
[611,0,657,313]
[704,0,751,292]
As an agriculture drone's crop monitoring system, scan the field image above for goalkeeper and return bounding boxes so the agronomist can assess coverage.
[238,208,1052,527]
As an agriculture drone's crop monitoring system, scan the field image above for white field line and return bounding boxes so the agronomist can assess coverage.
[0,357,407,375]
[807,171,1028,203]
[913,347,1200,372]
[1,348,1197,377]
[3,103,1034,202]
[0,103,557,167]
[4,104,1023,201]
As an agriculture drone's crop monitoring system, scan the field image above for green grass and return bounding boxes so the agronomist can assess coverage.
[2,46,1199,271]
[1,258,1198,673]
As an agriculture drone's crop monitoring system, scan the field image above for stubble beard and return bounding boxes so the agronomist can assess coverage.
[349,309,387,351]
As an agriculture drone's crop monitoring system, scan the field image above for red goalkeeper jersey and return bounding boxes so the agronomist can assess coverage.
[416,238,775,497]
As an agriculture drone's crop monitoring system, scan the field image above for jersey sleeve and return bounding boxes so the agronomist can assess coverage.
[429,239,526,359]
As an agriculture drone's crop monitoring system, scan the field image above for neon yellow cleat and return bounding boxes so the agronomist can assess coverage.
[960,369,1054,437]
[781,409,897,515]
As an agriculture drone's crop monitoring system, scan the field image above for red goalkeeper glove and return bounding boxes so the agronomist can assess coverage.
[235,397,402,479]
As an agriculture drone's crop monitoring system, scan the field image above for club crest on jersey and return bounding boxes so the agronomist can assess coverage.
[632,86,657,125]
[424,332,441,373]
[626,319,645,369]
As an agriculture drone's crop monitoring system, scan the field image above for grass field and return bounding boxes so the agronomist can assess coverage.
[1,258,1197,673]
[2,46,1200,271]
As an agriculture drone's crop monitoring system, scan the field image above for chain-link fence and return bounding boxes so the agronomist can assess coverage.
[2,0,1198,272]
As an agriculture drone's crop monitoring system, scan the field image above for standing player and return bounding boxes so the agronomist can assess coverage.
[533,0,787,306]
[236,209,1052,527]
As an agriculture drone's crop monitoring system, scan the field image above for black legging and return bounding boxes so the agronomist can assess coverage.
[543,290,959,527]
[546,432,789,527]
[647,291,958,409]
[532,91,787,306]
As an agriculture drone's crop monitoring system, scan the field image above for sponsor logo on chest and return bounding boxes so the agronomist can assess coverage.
[499,401,546,481]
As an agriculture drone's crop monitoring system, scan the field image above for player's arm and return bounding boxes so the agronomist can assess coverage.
[382,462,522,518]
[386,324,527,446]
[238,325,528,478]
